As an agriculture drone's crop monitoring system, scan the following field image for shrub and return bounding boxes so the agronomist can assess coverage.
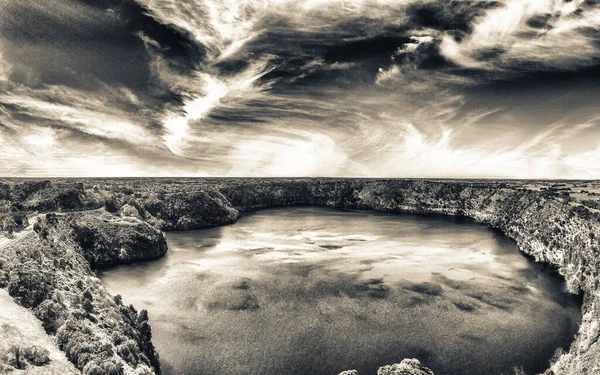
[83,298,94,314]
[7,345,50,368]
[83,359,124,375]
[121,204,140,218]
[8,260,55,308]
[104,197,120,213]
[2,216,16,236]
[35,299,66,334]
[0,269,7,288]
[20,345,51,366]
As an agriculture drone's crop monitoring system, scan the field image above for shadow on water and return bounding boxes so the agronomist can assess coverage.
[99,207,582,375]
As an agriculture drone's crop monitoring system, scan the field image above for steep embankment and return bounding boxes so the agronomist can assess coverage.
[1,179,599,374]
[0,288,79,374]
[0,211,165,375]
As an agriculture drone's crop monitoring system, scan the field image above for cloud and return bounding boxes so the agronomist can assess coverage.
[439,0,600,74]
[0,53,10,82]
[160,58,274,155]
[226,129,361,177]
[1,0,600,178]
[406,0,501,36]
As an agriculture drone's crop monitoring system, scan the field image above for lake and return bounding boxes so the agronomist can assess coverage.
[99,207,581,375]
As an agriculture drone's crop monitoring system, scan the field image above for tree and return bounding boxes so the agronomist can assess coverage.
[104,197,119,213]
[3,216,16,237]
[120,204,140,218]
[83,289,94,313]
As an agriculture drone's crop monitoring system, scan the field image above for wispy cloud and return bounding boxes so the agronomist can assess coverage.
[1,0,599,178]
[440,0,600,73]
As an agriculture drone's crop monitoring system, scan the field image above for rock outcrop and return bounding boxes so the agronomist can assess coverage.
[339,358,434,375]
[377,359,435,375]
[70,211,167,267]
[338,358,434,375]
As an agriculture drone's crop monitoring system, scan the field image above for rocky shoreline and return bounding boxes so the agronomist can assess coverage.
[1,179,599,374]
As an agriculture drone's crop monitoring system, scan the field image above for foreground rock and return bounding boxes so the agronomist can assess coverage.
[339,358,434,375]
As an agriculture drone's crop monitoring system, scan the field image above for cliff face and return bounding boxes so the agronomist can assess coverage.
[2,178,600,375]
[142,189,239,230]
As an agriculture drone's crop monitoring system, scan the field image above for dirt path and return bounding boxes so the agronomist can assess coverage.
[0,214,41,250]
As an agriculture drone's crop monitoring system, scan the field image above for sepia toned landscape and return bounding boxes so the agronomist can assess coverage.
[2,0,600,374]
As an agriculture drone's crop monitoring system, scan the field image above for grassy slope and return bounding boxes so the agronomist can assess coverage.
[0,288,79,374]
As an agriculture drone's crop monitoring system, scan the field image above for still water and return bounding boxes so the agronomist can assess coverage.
[100,207,581,375]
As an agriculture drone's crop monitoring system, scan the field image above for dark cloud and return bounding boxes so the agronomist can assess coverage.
[323,35,412,62]
[0,0,202,91]
[406,0,502,39]
[525,13,553,29]
[404,282,444,296]
[2,0,600,177]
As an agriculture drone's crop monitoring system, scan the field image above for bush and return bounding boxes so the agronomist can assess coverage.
[57,319,111,369]
[8,260,55,308]
[104,197,120,213]
[8,345,50,368]
[35,299,66,334]
[83,359,124,375]
[2,216,16,236]
[121,204,140,218]
[0,269,7,288]
[20,345,51,366]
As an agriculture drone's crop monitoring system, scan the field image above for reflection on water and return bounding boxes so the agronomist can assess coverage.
[99,207,581,375]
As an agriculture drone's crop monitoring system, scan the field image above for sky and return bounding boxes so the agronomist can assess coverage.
[0,0,599,178]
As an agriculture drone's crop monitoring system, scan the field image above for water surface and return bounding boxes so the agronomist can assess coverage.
[100,207,581,375]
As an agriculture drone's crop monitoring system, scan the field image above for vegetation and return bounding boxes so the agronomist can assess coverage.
[0,213,160,374]
[70,211,167,267]
[7,345,50,369]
